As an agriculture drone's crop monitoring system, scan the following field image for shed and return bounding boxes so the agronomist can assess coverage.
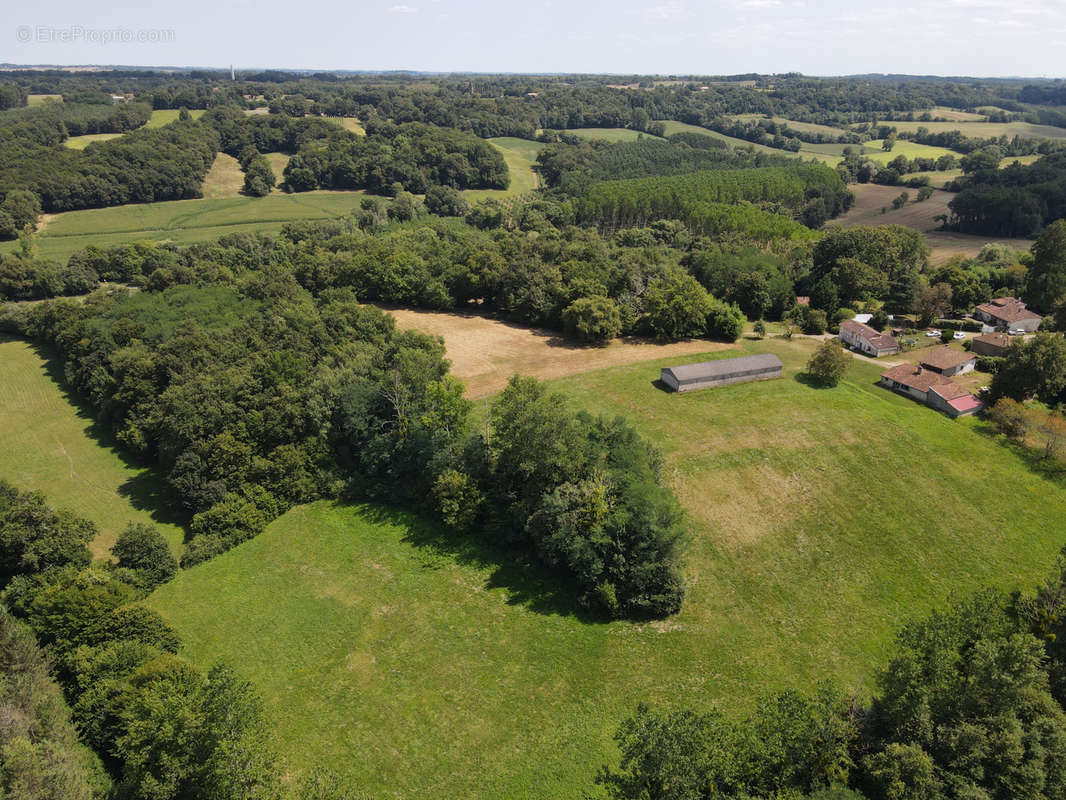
[918,346,976,377]
[661,354,783,393]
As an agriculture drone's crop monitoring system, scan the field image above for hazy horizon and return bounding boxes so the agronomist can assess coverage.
[7,0,1066,79]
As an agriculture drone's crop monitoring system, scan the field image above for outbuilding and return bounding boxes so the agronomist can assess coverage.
[918,346,976,377]
[971,332,1011,358]
[661,353,783,393]
[839,319,900,357]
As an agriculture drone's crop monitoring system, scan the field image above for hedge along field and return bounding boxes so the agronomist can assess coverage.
[1,191,382,262]
[564,127,664,142]
[147,336,1066,799]
[658,120,843,165]
[0,337,185,559]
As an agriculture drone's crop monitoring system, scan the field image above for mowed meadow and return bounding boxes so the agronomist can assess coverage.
[139,334,1066,798]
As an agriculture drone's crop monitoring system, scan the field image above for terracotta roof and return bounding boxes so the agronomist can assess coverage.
[975,297,1042,323]
[839,319,899,351]
[919,347,976,371]
[929,382,971,401]
[880,363,950,392]
[973,332,1010,349]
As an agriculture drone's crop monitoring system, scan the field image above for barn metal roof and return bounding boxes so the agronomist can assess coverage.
[664,353,783,383]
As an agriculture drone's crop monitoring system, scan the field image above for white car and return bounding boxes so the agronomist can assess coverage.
[926,330,941,337]
[1008,328,1026,335]
[953,331,966,340]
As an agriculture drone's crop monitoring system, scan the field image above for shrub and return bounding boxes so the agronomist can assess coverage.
[986,397,1030,439]
[870,308,889,330]
[562,296,622,343]
[110,523,178,590]
[803,308,828,335]
[706,298,745,342]
[179,534,229,568]
[753,319,766,338]
[976,355,1004,373]
[806,339,852,386]
[432,469,483,532]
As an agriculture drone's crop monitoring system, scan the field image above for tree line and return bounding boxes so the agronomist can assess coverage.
[7,273,686,618]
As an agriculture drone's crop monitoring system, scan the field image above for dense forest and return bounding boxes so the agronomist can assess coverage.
[949,152,1066,236]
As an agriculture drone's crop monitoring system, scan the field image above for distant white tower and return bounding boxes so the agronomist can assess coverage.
[230,64,235,81]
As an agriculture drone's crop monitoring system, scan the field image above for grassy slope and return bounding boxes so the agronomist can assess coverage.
[867,119,1066,140]
[658,120,841,165]
[0,337,185,559]
[4,192,379,262]
[148,336,1066,799]
[62,132,125,150]
[145,108,206,128]
[199,153,245,199]
[565,127,664,143]
[324,117,366,135]
[463,137,542,202]
[861,139,964,162]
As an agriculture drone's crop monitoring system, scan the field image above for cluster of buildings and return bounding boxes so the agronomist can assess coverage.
[836,296,1046,419]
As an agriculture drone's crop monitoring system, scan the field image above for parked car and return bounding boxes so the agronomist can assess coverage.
[1008,328,1026,335]
[953,331,966,340]
[926,330,941,337]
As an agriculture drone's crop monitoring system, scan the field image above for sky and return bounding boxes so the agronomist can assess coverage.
[6,0,1066,77]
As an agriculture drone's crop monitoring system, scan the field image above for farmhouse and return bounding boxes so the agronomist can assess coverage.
[661,353,782,393]
[971,332,1011,357]
[839,319,900,357]
[973,297,1043,332]
[918,346,976,377]
[879,364,982,418]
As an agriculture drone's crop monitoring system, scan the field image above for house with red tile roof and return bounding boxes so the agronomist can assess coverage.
[839,320,900,357]
[878,363,982,418]
[918,346,976,377]
[974,298,1043,332]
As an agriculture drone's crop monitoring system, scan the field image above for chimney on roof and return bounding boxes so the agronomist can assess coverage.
[916,365,923,374]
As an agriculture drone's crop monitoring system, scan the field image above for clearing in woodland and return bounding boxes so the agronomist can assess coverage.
[829,183,1033,263]
[145,335,1066,800]
[0,337,185,559]
[384,307,735,397]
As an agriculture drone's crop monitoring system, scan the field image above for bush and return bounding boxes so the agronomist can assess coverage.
[110,523,178,590]
[806,339,852,386]
[432,469,483,532]
[976,355,1004,373]
[985,396,1030,439]
[562,296,622,343]
[803,308,828,335]
[753,319,766,338]
[870,308,889,330]
[179,534,229,568]
[706,298,745,342]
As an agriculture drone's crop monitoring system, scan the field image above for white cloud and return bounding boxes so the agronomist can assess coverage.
[741,0,784,7]
[390,4,418,12]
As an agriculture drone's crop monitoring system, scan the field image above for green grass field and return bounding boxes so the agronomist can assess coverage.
[146,335,1066,799]
[324,117,366,135]
[62,132,125,150]
[860,139,960,162]
[463,137,543,201]
[263,152,291,181]
[867,119,1066,140]
[145,108,206,128]
[199,153,246,199]
[2,191,378,262]
[565,127,664,142]
[0,337,185,559]
[26,94,62,106]
[658,120,841,165]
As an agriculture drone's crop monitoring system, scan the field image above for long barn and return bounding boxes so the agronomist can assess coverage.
[661,353,783,393]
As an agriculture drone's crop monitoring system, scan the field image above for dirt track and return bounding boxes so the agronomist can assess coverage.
[385,308,737,398]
